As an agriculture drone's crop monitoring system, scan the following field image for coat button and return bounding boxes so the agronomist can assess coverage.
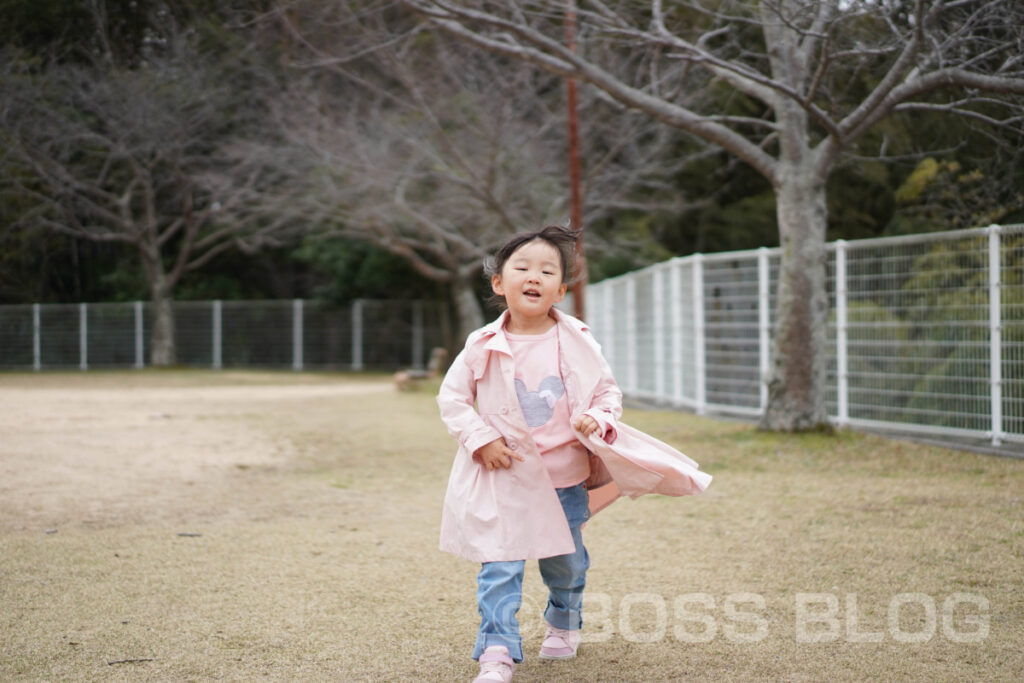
[500,407,508,414]
[508,440,518,450]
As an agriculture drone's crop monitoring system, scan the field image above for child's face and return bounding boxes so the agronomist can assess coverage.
[491,239,567,321]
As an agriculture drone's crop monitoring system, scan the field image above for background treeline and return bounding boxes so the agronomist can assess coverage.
[2,0,1022,313]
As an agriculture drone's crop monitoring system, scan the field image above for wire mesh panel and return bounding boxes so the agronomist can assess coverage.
[420,301,453,369]
[671,259,698,406]
[584,284,616,383]
[703,252,762,411]
[220,300,293,367]
[844,231,991,431]
[301,301,353,368]
[37,304,82,369]
[1002,224,1024,441]
[0,305,34,369]
[608,278,631,388]
[582,285,605,360]
[174,301,214,367]
[633,269,658,396]
[654,264,674,401]
[86,303,138,367]
[358,300,423,370]
[389,299,450,371]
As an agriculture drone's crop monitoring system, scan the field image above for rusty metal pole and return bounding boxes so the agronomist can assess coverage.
[565,0,587,321]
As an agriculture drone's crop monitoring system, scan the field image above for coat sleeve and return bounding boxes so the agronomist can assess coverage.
[436,348,502,458]
[579,331,623,444]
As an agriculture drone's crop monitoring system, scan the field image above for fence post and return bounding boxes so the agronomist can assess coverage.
[693,254,706,415]
[292,299,304,371]
[835,241,849,426]
[352,299,364,371]
[32,303,41,371]
[988,225,1003,446]
[412,300,424,370]
[134,301,144,369]
[670,261,684,406]
[758,247,770,411]
[212,300,223,369]
[79,303,88,371]
[653,267,665,400]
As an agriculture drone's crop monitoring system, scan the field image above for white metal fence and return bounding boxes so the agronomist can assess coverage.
[0,299,451,372]
[584,224,1024,448]
[3,225,1022,448]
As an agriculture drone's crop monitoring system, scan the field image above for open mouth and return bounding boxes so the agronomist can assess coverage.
[523,289,542,301]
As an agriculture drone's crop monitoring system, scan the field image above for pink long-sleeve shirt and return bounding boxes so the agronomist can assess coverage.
[505,325,591,487]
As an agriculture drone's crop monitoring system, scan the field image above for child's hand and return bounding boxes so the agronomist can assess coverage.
[574,415,601,437]
[475,438,526,471]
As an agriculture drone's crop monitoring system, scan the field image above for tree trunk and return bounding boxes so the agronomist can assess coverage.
[149,280,177,367]
[759,169,831,431]
[451,278,485,343]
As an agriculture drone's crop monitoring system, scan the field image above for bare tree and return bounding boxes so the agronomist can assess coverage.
[262,2,701,340]
[401,0,1024,430]
[1,45,293,365]
[263,39,566,339]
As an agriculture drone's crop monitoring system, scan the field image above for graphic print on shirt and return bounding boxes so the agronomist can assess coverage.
[514,376,565,427]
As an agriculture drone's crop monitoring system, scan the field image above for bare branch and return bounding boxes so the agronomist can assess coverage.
[402,0,780,183]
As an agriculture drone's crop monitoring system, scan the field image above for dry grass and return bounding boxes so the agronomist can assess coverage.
[0,371,1021,682]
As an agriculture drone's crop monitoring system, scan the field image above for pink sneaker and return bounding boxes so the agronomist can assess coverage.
[538,622,581,660]
[473,645,514,682]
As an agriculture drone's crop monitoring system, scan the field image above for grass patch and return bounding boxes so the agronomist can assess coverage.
[1,371,1021,681]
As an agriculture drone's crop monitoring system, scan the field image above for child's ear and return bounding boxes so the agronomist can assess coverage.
[491,274,505,296]
[554,282,567,302]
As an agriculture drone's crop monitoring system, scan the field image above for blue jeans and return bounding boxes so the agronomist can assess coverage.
[473,484,590,662]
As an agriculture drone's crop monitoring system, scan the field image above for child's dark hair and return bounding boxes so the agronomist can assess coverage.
[485,225,580,283]
[484,225,581,308]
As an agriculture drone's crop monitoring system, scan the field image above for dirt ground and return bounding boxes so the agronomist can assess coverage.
[1,371,1022,682]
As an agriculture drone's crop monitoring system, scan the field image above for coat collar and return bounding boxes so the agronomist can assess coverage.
[466,308,591,379]
[480,311,513,357]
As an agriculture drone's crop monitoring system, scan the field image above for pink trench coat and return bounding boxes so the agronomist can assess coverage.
[437,310,712,563]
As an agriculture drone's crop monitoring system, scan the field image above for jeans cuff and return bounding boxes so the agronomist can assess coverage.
[544,605,583,631]
[473,634,523,663]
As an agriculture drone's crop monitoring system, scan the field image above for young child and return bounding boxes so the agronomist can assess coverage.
[437,226,711,683]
